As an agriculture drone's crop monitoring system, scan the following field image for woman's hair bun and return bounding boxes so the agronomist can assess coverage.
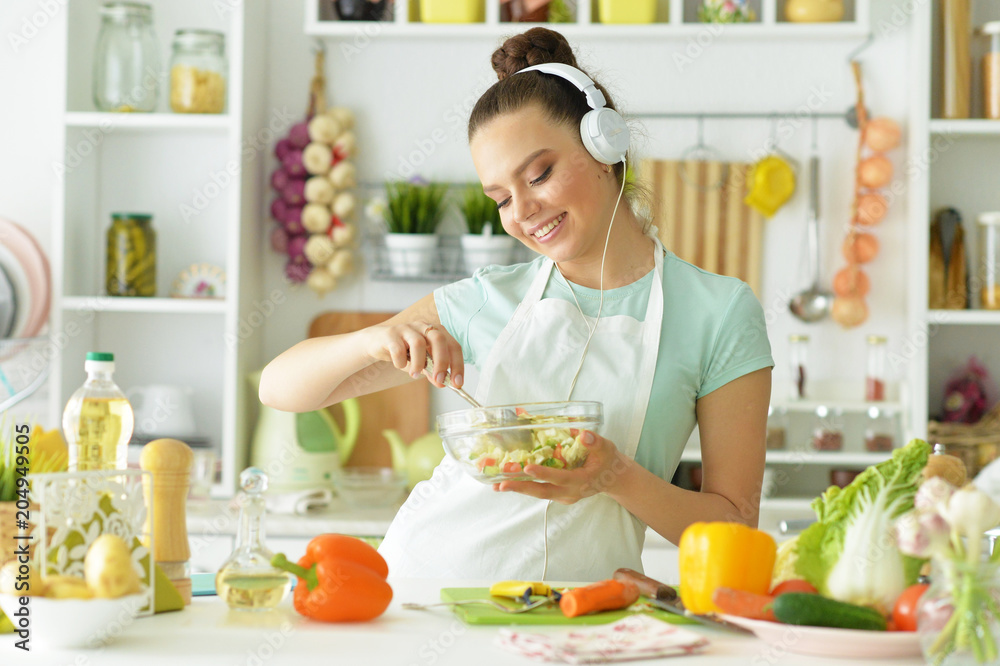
[491,27,579,80]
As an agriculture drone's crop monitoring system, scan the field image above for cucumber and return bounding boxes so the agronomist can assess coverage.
[772,593,887,631]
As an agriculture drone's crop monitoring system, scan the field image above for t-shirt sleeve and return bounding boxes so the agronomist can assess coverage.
[698,283,775,398]
[433,271,490,367]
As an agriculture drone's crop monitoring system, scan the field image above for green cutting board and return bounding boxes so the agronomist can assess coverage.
[440,588,698,626]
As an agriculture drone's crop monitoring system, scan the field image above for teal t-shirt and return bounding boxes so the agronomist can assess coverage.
[434,252,774,481]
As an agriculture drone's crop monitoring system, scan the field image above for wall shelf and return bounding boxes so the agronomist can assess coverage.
[61,296,228,315]
[927,309,1000,325]
[64,112,233,131]
[929,119,1000,136]
[680,448,892,465]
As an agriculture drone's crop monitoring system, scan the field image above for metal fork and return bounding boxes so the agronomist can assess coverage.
[402,598,553,614]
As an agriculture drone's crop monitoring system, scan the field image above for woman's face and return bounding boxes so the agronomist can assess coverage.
[470,104,615,266]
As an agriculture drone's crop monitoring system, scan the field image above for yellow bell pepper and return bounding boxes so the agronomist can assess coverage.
[678,522,777,614]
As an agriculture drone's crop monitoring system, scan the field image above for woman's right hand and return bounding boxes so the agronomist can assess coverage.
[365,320,465,389]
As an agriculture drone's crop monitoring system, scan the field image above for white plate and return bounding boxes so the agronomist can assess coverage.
[0,260,16,337]
[719,615,922,659]
[0,217,50,338]
[0,243,30,339]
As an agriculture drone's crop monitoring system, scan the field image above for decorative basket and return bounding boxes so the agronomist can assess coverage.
[928,403,1000,479]
[0,501,49,568]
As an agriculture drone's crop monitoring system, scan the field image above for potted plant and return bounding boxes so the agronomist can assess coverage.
[383,179,448,277]
[459,185,515,273]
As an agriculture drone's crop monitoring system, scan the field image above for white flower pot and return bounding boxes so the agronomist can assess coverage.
[384,233,438,277]
[460,233,516,273]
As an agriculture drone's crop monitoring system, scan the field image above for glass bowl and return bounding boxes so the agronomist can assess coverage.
[331,467,408,508]
[436,401,603,484]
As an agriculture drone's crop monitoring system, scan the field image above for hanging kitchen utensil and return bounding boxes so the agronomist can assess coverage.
[745,114,798,218]
[677,116,728,192]
[789,123,833,322]
[640,156,766,296]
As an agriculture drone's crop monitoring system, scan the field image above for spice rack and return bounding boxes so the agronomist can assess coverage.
[49,0,269,494]
[305,0,869,38]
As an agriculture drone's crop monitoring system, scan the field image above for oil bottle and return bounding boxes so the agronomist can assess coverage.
[63,352,135,471]
[215,467,292,611]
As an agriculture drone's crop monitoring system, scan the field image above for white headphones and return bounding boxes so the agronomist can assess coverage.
[516,63,629,166]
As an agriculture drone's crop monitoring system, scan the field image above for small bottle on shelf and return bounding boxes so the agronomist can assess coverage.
[766,405,787,450]
[980,22,1000,120]
[63,352,135,471]
[811,405,844,451]
[788,334,809,400]
[979,212,1000,310]
[864,405,897,452]
[865,335,888,401]
[216,467,292,612]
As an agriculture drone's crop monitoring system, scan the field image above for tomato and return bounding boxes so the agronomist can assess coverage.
[502,461,522,473]
[553,445,566,465]
[475,456,496,472]
[893,583,929,632]
[770,579,818,596]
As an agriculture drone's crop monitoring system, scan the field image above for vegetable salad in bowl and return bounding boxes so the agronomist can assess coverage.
[436,402,602,483]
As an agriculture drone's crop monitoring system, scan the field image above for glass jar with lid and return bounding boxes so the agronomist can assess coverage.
[170,30,227,114]
[811,405,844,452]
[979,212,1000,310]
[865,335,888,401]
[864,405,897,452]
[92,2,160,112]
[788,334,809,401]
[980,22,1000,120]
[766,405,787,450]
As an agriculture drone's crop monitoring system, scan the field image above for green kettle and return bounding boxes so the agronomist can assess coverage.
[248,369,361,492]
[384,429,445,490]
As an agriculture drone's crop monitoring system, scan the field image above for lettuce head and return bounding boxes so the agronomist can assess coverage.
[795,438,930,611]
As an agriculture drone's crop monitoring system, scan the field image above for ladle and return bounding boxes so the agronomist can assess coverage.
[789,153,832,322]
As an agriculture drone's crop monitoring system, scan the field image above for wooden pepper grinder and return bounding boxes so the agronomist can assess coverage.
[141,438,194,605]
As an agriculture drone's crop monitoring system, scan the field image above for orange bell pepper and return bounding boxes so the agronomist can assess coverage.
[678,522,776,615]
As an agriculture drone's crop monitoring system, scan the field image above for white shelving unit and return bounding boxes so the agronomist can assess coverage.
[908,0,1000,436]
[304,0,869,38]
[50,0,268,493]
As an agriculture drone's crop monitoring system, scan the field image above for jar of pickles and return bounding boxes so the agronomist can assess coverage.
[979,212,1000,309]
[169,29,227,113]
[106,213,156,297]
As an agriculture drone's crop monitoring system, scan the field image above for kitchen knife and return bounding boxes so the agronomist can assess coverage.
[613,568,678,602]
[646,597,756,635]
[613,569,754,635]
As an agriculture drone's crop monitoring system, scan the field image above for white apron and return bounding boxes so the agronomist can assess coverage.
[379,236,664,581]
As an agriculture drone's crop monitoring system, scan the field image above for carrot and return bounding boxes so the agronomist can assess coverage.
[559,579,640,618]
[711,587,776,621]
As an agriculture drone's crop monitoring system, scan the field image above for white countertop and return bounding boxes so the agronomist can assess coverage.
[0,579,925,665]
[185,497,401,538]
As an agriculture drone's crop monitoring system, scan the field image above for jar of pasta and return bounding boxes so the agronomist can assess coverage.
[169,29,226,114]
[979,212,1000,309]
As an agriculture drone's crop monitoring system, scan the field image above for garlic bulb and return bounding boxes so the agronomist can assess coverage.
[302,142,333,176]
[304,176,335,205]
[302,203,333,234]
[308,115,342,144]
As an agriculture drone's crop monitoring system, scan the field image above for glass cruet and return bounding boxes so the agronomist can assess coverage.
[215,467,292,611]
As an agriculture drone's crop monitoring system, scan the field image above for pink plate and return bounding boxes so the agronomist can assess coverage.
[718,615,922,659]
[0,217,50,338]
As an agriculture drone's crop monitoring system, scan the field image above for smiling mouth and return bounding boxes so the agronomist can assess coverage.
[532,213,566,239]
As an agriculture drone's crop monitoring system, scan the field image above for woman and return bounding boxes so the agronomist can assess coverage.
[260,27,773,581]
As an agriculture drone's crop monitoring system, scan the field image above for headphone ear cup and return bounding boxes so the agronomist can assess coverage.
[580,108,630,165]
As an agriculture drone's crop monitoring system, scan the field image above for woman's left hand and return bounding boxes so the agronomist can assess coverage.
[493,430,633,504]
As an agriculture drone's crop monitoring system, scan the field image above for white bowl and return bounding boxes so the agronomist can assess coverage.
[0,592,144,650]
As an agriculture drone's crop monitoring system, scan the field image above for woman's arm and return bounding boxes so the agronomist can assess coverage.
[501,367,771,545]
[258,293,465,412]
